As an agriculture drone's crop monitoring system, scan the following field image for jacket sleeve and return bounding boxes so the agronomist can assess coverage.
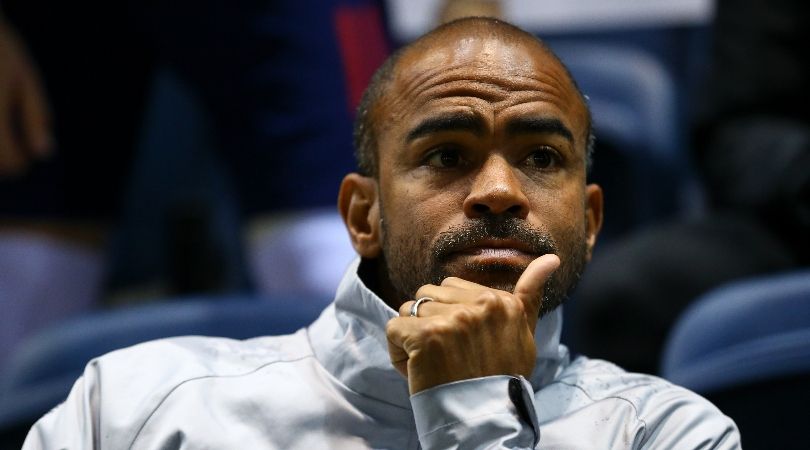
[410,373,742,450]
[410,375,539,450]
[634,385,741,450]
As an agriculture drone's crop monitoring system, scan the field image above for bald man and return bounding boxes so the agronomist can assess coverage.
[23,18,739,449]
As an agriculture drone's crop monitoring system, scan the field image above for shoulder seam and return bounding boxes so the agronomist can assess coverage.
[127,353,316,448]
[551,379,649,445]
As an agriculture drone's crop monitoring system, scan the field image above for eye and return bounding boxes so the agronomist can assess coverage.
[524,147,558,170]
[424,147,463,168]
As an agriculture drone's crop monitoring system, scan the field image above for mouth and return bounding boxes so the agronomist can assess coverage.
[430,217,558,282]
[452,239,540,266]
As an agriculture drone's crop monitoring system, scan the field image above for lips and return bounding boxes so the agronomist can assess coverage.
[430,216,558,265]
[461,247,534,258]
[453,239,540,264]
[457,239,538,255]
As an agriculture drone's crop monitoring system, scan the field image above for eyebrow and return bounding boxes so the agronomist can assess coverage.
[505,117,574,143]
[406,113,485,142]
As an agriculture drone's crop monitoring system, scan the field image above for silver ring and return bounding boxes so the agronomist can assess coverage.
[409,297,434,317]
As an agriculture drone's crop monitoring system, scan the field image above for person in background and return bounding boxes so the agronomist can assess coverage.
[569,0,809,375]
[437,0,502,23]
[0,0,390,369]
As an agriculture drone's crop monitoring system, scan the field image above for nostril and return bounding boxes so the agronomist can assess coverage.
[507,204,523,215]
[472,203,490,214]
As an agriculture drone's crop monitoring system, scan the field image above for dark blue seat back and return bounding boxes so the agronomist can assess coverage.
[551,43,687,239]
[661,270,810,450]
[0,295,328,441]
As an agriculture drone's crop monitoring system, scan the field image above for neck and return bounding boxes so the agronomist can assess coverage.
[358,257,405,311]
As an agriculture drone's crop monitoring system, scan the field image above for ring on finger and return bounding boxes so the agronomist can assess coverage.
[409,297,434,317]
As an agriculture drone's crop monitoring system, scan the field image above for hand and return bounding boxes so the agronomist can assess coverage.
[0,18,52,177]
[386,254,560,394]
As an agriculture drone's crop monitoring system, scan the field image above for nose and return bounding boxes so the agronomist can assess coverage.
[462,156,530,219]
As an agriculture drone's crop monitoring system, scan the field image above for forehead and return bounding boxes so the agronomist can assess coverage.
[379,32,587,138]
[402,33,558,83]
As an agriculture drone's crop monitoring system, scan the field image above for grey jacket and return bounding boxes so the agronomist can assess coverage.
[24,259,740,449]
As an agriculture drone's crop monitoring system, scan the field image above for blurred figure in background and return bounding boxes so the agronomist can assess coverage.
[436,0,502,23]
[570,0,810,375]
[0,0,390,370]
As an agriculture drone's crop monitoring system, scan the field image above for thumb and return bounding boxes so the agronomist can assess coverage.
[513,253,560,322]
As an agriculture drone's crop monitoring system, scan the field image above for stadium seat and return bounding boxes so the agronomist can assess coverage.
[0,295,328,445]
[551,43,688,239]
[661,270,810,450]
[553,42,680,163]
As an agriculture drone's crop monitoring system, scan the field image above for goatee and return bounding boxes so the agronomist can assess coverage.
[380,214,588,318]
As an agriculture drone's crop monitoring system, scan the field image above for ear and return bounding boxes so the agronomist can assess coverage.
[584,183,604,261]
[338,173,382,258]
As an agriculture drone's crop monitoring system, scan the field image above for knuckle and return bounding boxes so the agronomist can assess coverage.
[449,307,477,327]
[476,292,526,320]
[505,295,526,315]
[398,301,413,317]
[474,290,500,306]
[385,318,404,337]
[414,284,437,298]
[498,295,526,321]
[418,320,442,337]
[441,277,462,286]
[479,292,509,315]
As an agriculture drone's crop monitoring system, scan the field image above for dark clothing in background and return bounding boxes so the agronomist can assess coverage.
[0,0,389,219]
[0,1,152,219]
[694,0,810,255]
[569,0,810,375]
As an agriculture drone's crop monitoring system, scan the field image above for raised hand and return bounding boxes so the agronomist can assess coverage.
[0,18,52,177]
[386,253,560,394]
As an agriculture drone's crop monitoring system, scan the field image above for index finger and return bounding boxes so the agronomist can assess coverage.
[513,253,560,319]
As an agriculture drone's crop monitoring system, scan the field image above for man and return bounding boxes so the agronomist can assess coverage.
[23,18,739,449]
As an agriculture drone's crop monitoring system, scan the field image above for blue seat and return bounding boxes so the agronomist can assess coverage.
[0,295,328,444]
[551,43,688,239]
[661,270,810,450]
[553,42,680,164]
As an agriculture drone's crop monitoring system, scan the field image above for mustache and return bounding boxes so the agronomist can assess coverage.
[431,215,558,261]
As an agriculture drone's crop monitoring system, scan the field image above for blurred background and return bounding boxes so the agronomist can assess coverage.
[1,0,807,448]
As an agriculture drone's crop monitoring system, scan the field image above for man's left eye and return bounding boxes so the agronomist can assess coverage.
[525,147,558,169]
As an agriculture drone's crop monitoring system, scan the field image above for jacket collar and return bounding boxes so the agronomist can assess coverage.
[307,258,569,409]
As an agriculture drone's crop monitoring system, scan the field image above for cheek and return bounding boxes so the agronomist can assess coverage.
[381,188,435,248]
[386,180,464,231]
[529,187,587,239]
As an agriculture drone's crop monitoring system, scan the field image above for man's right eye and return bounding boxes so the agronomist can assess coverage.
[424,147,462,168]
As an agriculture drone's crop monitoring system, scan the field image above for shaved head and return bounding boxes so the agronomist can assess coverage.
[353,17,593,178]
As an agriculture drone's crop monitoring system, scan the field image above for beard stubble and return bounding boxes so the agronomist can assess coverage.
[378,211,589,318]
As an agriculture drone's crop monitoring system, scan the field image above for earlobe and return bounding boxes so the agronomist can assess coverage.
[584,183,604,260]
[338,173,382,258]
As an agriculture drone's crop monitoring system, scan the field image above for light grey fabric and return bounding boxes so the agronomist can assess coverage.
[23,258,740,449]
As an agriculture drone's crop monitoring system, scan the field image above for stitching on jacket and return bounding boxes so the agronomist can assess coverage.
[550,379,649,444]
[128,353,316,449]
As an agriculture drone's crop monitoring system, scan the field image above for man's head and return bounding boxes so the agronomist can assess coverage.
[339,17,603,316]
